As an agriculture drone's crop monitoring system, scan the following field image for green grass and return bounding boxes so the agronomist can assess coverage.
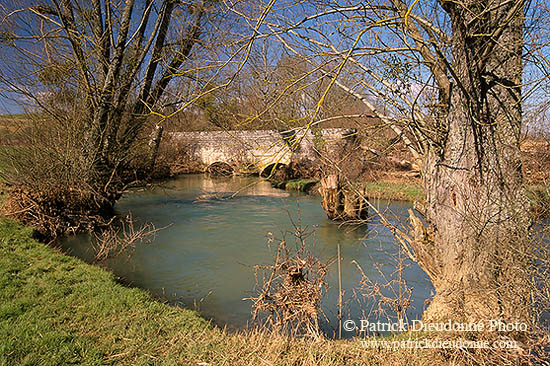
[361,181,550,210]
[0,113,26,119]
[0,217,435,365]
[272,179,424,201]
[274,179,423,202]
[0,218,216,365]
[526,184,550,200]
[361,181,550,218]
[363,181,424,202]
[526,184,550,217]
[0,113,37,120]
[273,179,318,192]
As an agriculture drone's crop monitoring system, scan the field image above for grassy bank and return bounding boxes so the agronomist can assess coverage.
[361,181,549,216]
[270,178,423,201]
[0,218,435,365]
[527,184,550,218]
[362,181,423,202]
[272,179,318,192]
[269,179,550,218]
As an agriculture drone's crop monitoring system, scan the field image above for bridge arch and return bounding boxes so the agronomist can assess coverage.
[205,161,233,176]
[260,162,287,178]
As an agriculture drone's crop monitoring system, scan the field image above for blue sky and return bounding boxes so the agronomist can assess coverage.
[1,0,550,121]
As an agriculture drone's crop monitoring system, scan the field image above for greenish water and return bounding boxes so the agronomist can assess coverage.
[60,174,433,338]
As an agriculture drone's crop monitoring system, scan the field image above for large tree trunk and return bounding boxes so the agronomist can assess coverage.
[413,0,532,324]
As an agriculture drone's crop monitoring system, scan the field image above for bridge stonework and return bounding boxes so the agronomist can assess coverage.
[169,128,354,174]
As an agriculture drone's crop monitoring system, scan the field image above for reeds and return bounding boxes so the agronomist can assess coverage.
[247,220,328,338]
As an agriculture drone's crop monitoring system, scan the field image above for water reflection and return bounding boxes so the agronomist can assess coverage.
[59,174,433,338]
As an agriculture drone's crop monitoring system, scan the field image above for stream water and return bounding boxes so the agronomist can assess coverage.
[59,174,433,338]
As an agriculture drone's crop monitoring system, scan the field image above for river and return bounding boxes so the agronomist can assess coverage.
[59,174,433,338]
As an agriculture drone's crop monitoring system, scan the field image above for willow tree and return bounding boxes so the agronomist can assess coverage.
[413,0,530,323]
[233,0,545,324]
[391,0,527,323]
[0,0,211,231]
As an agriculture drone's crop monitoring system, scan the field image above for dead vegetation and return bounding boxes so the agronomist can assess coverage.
[0,185,114,240]
[243,198,550,365]
[91,214,166,262]
[205,161,234,177]
[155,133,205,175]
[352,247,413,333]
[248,218,328,338]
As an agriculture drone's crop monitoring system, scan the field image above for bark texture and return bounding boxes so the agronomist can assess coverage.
[319,175,368,221]
[412,0,532,323]
[317,132,369,221]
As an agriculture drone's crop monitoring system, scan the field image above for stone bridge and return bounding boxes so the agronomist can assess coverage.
[169,128,356,176]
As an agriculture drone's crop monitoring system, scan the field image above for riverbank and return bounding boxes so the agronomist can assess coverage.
[272,177,549,217]
[271,177,423,201]
[0,217,439,365]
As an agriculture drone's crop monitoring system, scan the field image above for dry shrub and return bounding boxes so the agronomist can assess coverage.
[156,133,204,175]
[248,222,328,338]
[286,159,320,180]
[522,139,550,185]
[1,185,113,240]
[205,161,234,176]
[92,214,165,262]
[0,113,112,239]
[0,111,157,239]
[352,245,413,332]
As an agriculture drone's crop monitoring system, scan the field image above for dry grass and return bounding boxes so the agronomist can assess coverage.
[248,223,328,338]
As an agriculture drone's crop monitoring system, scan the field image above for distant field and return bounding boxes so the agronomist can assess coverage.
[360,180,548,218]
[0,112,35,128]
[0,113,38,149]
[0,114,29,140]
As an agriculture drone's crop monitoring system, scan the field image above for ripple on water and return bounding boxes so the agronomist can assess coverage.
[59,174,433,337]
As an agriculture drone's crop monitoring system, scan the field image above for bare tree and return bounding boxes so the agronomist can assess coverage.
[227,0,550,326]
[0,0,216,234]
